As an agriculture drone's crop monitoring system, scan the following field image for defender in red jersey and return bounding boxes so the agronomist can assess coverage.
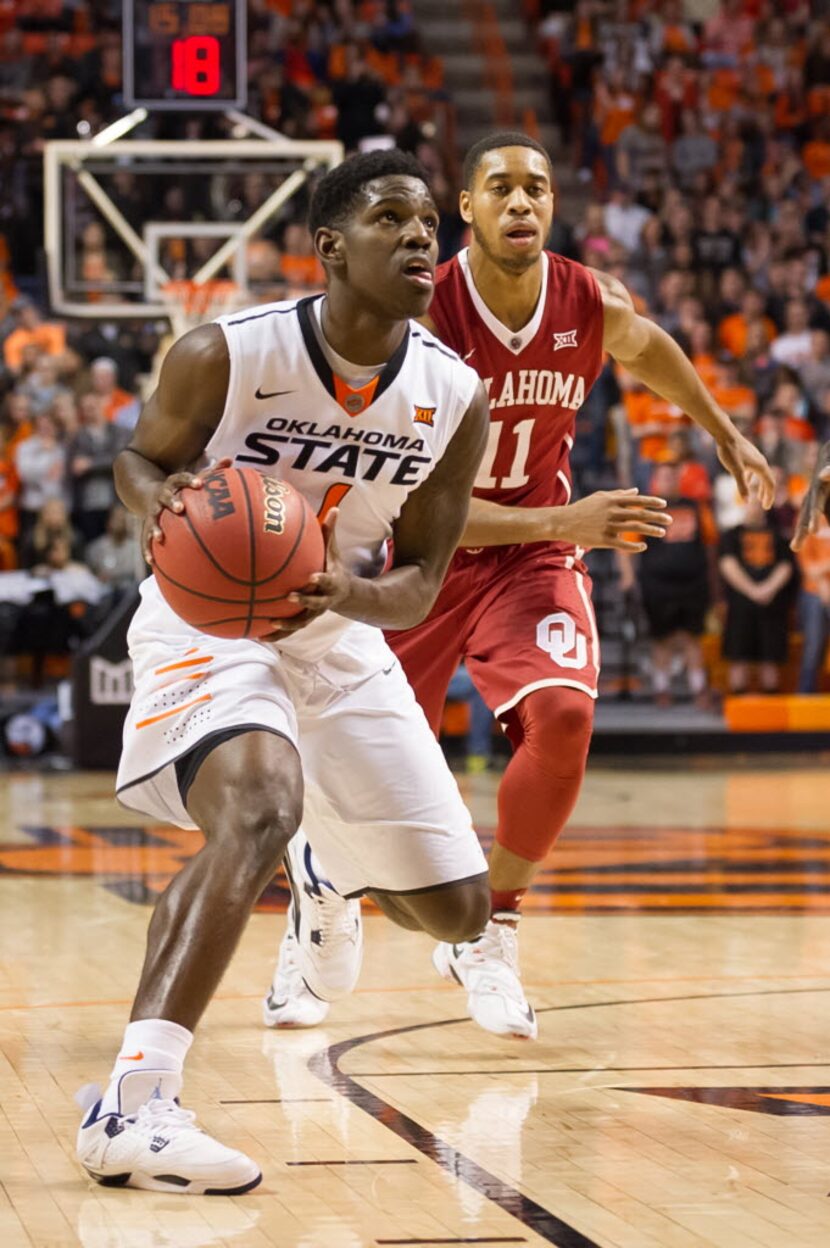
[388,245,607,724]
[268,135,774,1038]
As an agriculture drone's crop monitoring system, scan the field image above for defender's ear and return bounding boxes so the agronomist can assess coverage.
[459,189,473,225]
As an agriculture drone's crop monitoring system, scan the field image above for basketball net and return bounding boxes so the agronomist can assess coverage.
[142,280,246,396]
[160,279,243,340]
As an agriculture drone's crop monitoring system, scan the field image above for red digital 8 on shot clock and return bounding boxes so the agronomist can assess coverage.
[124,0,247,110]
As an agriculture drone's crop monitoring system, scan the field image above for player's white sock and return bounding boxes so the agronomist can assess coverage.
[101,1019,193,1114]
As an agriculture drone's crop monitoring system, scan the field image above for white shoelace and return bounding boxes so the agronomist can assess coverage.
[308,887,357,950]
[469,920,521,977]
[130,1098,200,1139]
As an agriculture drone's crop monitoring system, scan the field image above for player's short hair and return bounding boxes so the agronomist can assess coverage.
[308,149,431,235]
[463,132,553,189]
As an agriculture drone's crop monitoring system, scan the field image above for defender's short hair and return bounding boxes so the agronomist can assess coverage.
[309,150,431,234]
[463,131,553,189]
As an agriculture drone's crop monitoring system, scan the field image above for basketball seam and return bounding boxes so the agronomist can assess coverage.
[206,465,313,588]
[151,563,294,606]
[172,471,303,588]
[179,501,251,586]
[158,468,318,638]
[186,614,289,627]
[256,499,307,588]
[239,469,257,638]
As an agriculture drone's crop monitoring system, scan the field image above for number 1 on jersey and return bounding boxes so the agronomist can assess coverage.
[475,419,535,490]
[317,483,352,525]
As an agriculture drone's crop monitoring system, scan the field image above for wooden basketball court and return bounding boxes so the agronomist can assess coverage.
[2,761,830,1247]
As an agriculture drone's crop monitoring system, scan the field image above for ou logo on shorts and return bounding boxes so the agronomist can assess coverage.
[536,612,587,669]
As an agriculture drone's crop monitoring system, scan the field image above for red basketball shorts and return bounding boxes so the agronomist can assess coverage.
[386,545,600,733]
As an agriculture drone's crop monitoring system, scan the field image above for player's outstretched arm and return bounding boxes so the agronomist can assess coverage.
[459,489,671,551]
[113,325,230,561]
[592,267,774,508]
[272,383,490,635]
[792,440,830,551]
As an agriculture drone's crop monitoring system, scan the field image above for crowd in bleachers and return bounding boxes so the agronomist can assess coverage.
[3,0,830,706]
[0,1,450,686]
[0,1,455,302]
[536,0,830,699]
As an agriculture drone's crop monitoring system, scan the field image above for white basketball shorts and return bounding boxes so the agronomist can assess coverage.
[116,583,486,898]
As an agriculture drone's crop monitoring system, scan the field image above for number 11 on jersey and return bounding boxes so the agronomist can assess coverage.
[475,419,535,490]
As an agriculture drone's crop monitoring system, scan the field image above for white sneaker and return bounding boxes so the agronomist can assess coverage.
[433,914,538,1040]
[76,1070,261,1195]
[263,914,330,1028]
[281,830,363,1003]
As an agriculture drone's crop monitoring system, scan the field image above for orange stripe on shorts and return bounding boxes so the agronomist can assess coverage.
[153,656,214,676]
[135,693,212,730]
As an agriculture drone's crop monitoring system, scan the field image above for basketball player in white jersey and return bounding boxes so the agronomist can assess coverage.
[75,150,492,1195]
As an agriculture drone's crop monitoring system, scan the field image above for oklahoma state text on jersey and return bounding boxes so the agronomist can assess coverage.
[429,248,604,512]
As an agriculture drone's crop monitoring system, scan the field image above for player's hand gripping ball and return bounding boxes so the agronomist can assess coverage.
[151,466,325,639]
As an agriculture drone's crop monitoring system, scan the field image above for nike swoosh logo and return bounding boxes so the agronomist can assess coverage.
[255,387,294,400]
[120,1051,144,1061]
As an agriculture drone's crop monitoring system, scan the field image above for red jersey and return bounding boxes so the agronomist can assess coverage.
[387,252,604,713]
[430,249,604,546]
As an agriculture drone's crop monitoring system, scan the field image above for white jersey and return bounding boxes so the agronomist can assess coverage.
[135,294,479,661]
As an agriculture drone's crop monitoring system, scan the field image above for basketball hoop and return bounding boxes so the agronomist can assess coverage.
[160,279,243,339]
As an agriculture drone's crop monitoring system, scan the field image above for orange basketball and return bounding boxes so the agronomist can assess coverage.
[151,467,325,639]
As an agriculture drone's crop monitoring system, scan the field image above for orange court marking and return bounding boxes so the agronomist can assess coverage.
[135,693,212,729]
[761,1092,830,1108]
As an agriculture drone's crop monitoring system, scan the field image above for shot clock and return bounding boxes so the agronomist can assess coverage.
[124,0,247,110]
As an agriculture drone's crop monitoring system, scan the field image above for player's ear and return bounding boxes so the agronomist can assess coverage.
[314,227,345,271]
[459,189,473,226]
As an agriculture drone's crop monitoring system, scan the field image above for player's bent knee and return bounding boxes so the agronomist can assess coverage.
[408,876,490,943]
[185,731,303,871]
[229,799,301,870]
[191,775,302,876]
[521,686,594,758]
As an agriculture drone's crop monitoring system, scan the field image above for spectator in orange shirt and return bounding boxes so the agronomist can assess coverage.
[2,299,66,375]
[89,358,140,428]
[622,378,690,489]
[689,321,720,391]
[802,120,830,183]
[637,460,719,708]
[774,67,808,134]
[719,289,777,358]
[595,70,637,148]
[796,516,830,691]
[665,429,713,502]
[712,357,758,425]
[653,0,696,57]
